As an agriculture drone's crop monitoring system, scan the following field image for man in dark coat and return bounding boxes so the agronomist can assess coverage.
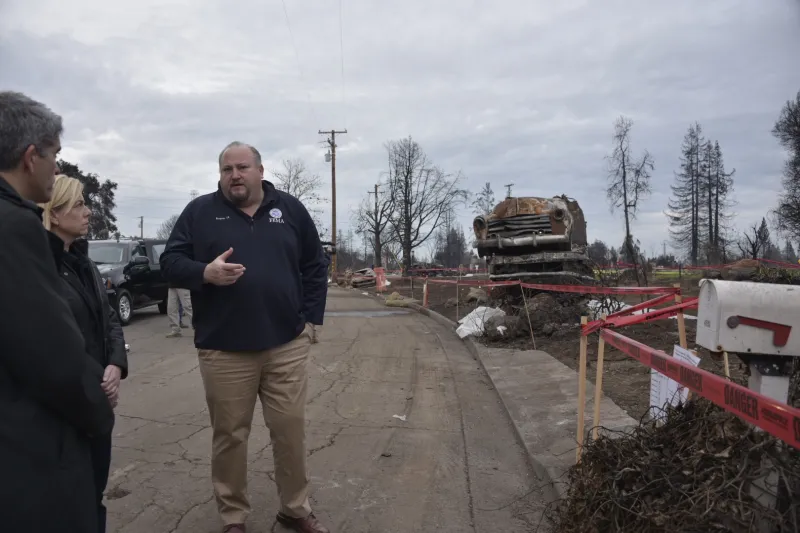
[160,141,329,533]
[0,91,115,533]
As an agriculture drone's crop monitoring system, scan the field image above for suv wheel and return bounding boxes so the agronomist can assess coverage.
[116,290,133,326]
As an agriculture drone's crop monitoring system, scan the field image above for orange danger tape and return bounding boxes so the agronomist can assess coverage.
[421,278,681,296]
[600,328,800,449]
[583,298,698,335]
[521,282,680,296]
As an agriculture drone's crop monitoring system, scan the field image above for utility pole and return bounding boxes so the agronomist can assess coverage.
[319,129,347,275]
[367,183,381,267]
[504,183,514,198]
[138,216,144,238]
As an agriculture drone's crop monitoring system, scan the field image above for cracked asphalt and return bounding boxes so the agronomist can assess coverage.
[106,286,548,533]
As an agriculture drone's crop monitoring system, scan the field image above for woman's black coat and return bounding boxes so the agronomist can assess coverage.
[47,233,128,378]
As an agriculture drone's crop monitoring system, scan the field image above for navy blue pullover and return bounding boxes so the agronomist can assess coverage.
[159,180,328,352]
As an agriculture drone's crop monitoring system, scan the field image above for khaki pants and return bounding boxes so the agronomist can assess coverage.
[167,288,192,333]
[197,326,313,526]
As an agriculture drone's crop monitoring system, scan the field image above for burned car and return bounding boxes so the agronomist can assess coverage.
[473,195,595,283]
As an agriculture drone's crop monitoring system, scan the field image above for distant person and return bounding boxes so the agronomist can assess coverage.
[0,91,115,533]
[41,174,129,533]
[160,141,329,533]
[166,285,193,337]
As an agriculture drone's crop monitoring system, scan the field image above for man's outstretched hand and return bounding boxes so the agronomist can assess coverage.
[203,247,245,286]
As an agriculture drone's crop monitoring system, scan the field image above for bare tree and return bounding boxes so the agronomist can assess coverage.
[385,136,468,274]
[773,91,800,240]
[472,182,496,216]
[156,214,180,239]
[738,218,772,259]
[606,116,654,284]
[353,180,394,267]
[271,158,328,237]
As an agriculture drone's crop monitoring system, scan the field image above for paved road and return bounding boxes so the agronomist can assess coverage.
[107,287,547,533]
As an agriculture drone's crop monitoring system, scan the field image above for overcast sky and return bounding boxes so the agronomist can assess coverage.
[2,0,799,258]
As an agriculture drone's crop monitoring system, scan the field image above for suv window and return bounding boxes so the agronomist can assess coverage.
[151,244,166,264]
[88,243,128,264]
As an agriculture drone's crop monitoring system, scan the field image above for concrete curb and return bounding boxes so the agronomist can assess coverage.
[407,302,564,502]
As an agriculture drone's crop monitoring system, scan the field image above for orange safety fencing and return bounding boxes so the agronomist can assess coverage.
[600,328,800,449]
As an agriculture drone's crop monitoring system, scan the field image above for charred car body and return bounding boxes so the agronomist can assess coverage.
[473,195,595,283]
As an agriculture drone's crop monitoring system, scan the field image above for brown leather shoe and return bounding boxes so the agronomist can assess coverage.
[223,524,245,533]
[276,512,330,533]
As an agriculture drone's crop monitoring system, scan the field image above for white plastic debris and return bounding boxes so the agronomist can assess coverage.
[496,325,507,336]
[392,414,407,422]
[455,306,506,338]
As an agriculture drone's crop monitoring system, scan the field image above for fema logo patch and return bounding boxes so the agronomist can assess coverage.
[268,208,285,224]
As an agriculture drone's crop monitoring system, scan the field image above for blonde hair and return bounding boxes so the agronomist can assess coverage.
[40,175,86,231]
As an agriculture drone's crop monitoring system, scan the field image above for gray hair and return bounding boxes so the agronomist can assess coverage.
[0,91,63,172]
[218,141,262,168]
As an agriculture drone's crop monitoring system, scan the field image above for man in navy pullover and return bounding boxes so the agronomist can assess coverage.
[159,142,329,533]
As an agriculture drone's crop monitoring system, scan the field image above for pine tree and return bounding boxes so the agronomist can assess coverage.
[667,123,707,265]
[700,140,735,263]
[784,241,798,263]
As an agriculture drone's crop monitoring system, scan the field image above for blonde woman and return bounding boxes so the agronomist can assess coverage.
[41,175,128,533]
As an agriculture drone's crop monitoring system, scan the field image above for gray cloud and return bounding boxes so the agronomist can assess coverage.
[2,0,799,256]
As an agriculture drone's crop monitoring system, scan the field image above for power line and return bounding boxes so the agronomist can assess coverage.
[280,0,319,127]
[338,0,347,128]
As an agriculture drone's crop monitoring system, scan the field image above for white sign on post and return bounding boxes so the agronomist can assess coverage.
[649,345,701,422]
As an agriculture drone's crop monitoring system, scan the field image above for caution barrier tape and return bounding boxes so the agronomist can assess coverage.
[583,298,699,335]
[423,278,519,287]
[421,278,682,296]
[606,293,676,319]
[519,282,679,296]
[600,329,800,449]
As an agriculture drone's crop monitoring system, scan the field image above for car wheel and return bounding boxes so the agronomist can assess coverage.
[116,290,133,326]
[158,300,168,314]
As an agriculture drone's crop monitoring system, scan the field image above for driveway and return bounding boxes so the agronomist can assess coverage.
[107,286,547,532]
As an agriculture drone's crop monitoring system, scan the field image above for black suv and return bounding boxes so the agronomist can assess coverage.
[87,238,170,325]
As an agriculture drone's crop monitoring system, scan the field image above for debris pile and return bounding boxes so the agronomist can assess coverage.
[384,291,418,308]
[337,268,377,288]
[549,398,799,532]
[476,289,590,342]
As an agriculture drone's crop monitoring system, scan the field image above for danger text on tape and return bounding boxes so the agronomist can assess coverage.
[600,328,800,449]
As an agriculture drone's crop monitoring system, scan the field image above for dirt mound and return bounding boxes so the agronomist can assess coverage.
[548,398,799,532]
[720,259,761,281]
[521,293,585,335]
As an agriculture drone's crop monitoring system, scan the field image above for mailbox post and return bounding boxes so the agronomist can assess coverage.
[696,279,797,404]
[695,279,797,527]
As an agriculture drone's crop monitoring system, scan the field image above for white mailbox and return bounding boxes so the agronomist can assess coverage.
[696,279,800,356]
